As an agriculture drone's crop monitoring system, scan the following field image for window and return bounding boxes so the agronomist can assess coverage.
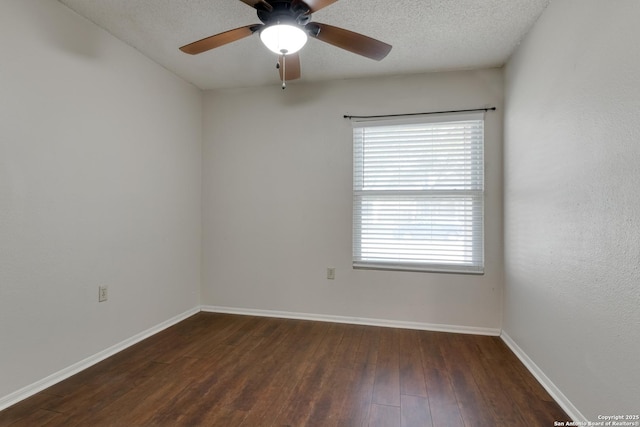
[352,113,484,274]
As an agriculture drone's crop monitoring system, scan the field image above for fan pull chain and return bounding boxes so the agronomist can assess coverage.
[280,51,287,90]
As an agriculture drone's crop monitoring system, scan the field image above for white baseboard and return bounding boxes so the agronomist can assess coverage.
[0,307,200,412]
[500,331,586,423]
[201,305,501,336]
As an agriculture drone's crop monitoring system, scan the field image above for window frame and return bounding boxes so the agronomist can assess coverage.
[351,112,485,274]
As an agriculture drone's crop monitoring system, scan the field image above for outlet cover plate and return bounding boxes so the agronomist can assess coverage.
[327,268,335,280]
[98,286,108,302]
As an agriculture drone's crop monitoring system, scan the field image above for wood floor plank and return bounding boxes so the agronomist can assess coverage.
[0,394,57,425]
[398,329,428,397]
[273,322,345,426]
[180,313,259,358]
[41,379,134,418]
[146,336,270,423]
[84,375,192,426]
[336,325,379,427]
[372,327,401,406]
[419,332,465,427]
[470,335,567,426]
[226,319,320,422]
[237,320,330,426]
[460,335,530,426]
[401,394,433,427]
[442,333,496,427]
[369,403,401,427]
[298,324,366,426]
[5,409,67,427]
[0,313,571,427]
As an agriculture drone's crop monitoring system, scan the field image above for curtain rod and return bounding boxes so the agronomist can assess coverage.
[343,107,496,120]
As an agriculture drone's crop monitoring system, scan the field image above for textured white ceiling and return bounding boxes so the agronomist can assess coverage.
[57,0,549,90]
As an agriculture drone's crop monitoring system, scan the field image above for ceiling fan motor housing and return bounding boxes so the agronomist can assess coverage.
[257,0,311,27]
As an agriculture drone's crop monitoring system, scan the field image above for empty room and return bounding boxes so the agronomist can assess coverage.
[1,0,638,425]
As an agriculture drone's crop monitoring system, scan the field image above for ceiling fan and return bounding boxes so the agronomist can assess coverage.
[179,0,392,88]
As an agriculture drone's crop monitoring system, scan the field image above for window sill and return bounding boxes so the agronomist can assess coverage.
[352,262,485,275]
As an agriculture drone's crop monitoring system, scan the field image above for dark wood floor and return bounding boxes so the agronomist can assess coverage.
[1,312,568,426]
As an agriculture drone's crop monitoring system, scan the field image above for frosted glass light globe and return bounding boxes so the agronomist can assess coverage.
[260,24,308,55]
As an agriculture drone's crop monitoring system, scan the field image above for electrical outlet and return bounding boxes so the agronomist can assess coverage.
[327,268,335,280]
[98,285,108,302]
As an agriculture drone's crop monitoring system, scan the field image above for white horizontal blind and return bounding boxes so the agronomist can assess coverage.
[353,114,484,273]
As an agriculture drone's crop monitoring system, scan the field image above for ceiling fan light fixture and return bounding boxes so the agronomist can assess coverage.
[260,24,308,55]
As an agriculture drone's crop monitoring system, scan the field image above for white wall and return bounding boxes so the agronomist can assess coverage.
[504,0,640,420]
[202,69,504,330]
[0,0,202,400]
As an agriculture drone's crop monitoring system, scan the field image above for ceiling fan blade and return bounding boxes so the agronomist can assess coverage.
[300,0,340,13]
[179,24,262,55]
[279,53,302,81]
[310,22,392,61]
[238,0,273,11]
